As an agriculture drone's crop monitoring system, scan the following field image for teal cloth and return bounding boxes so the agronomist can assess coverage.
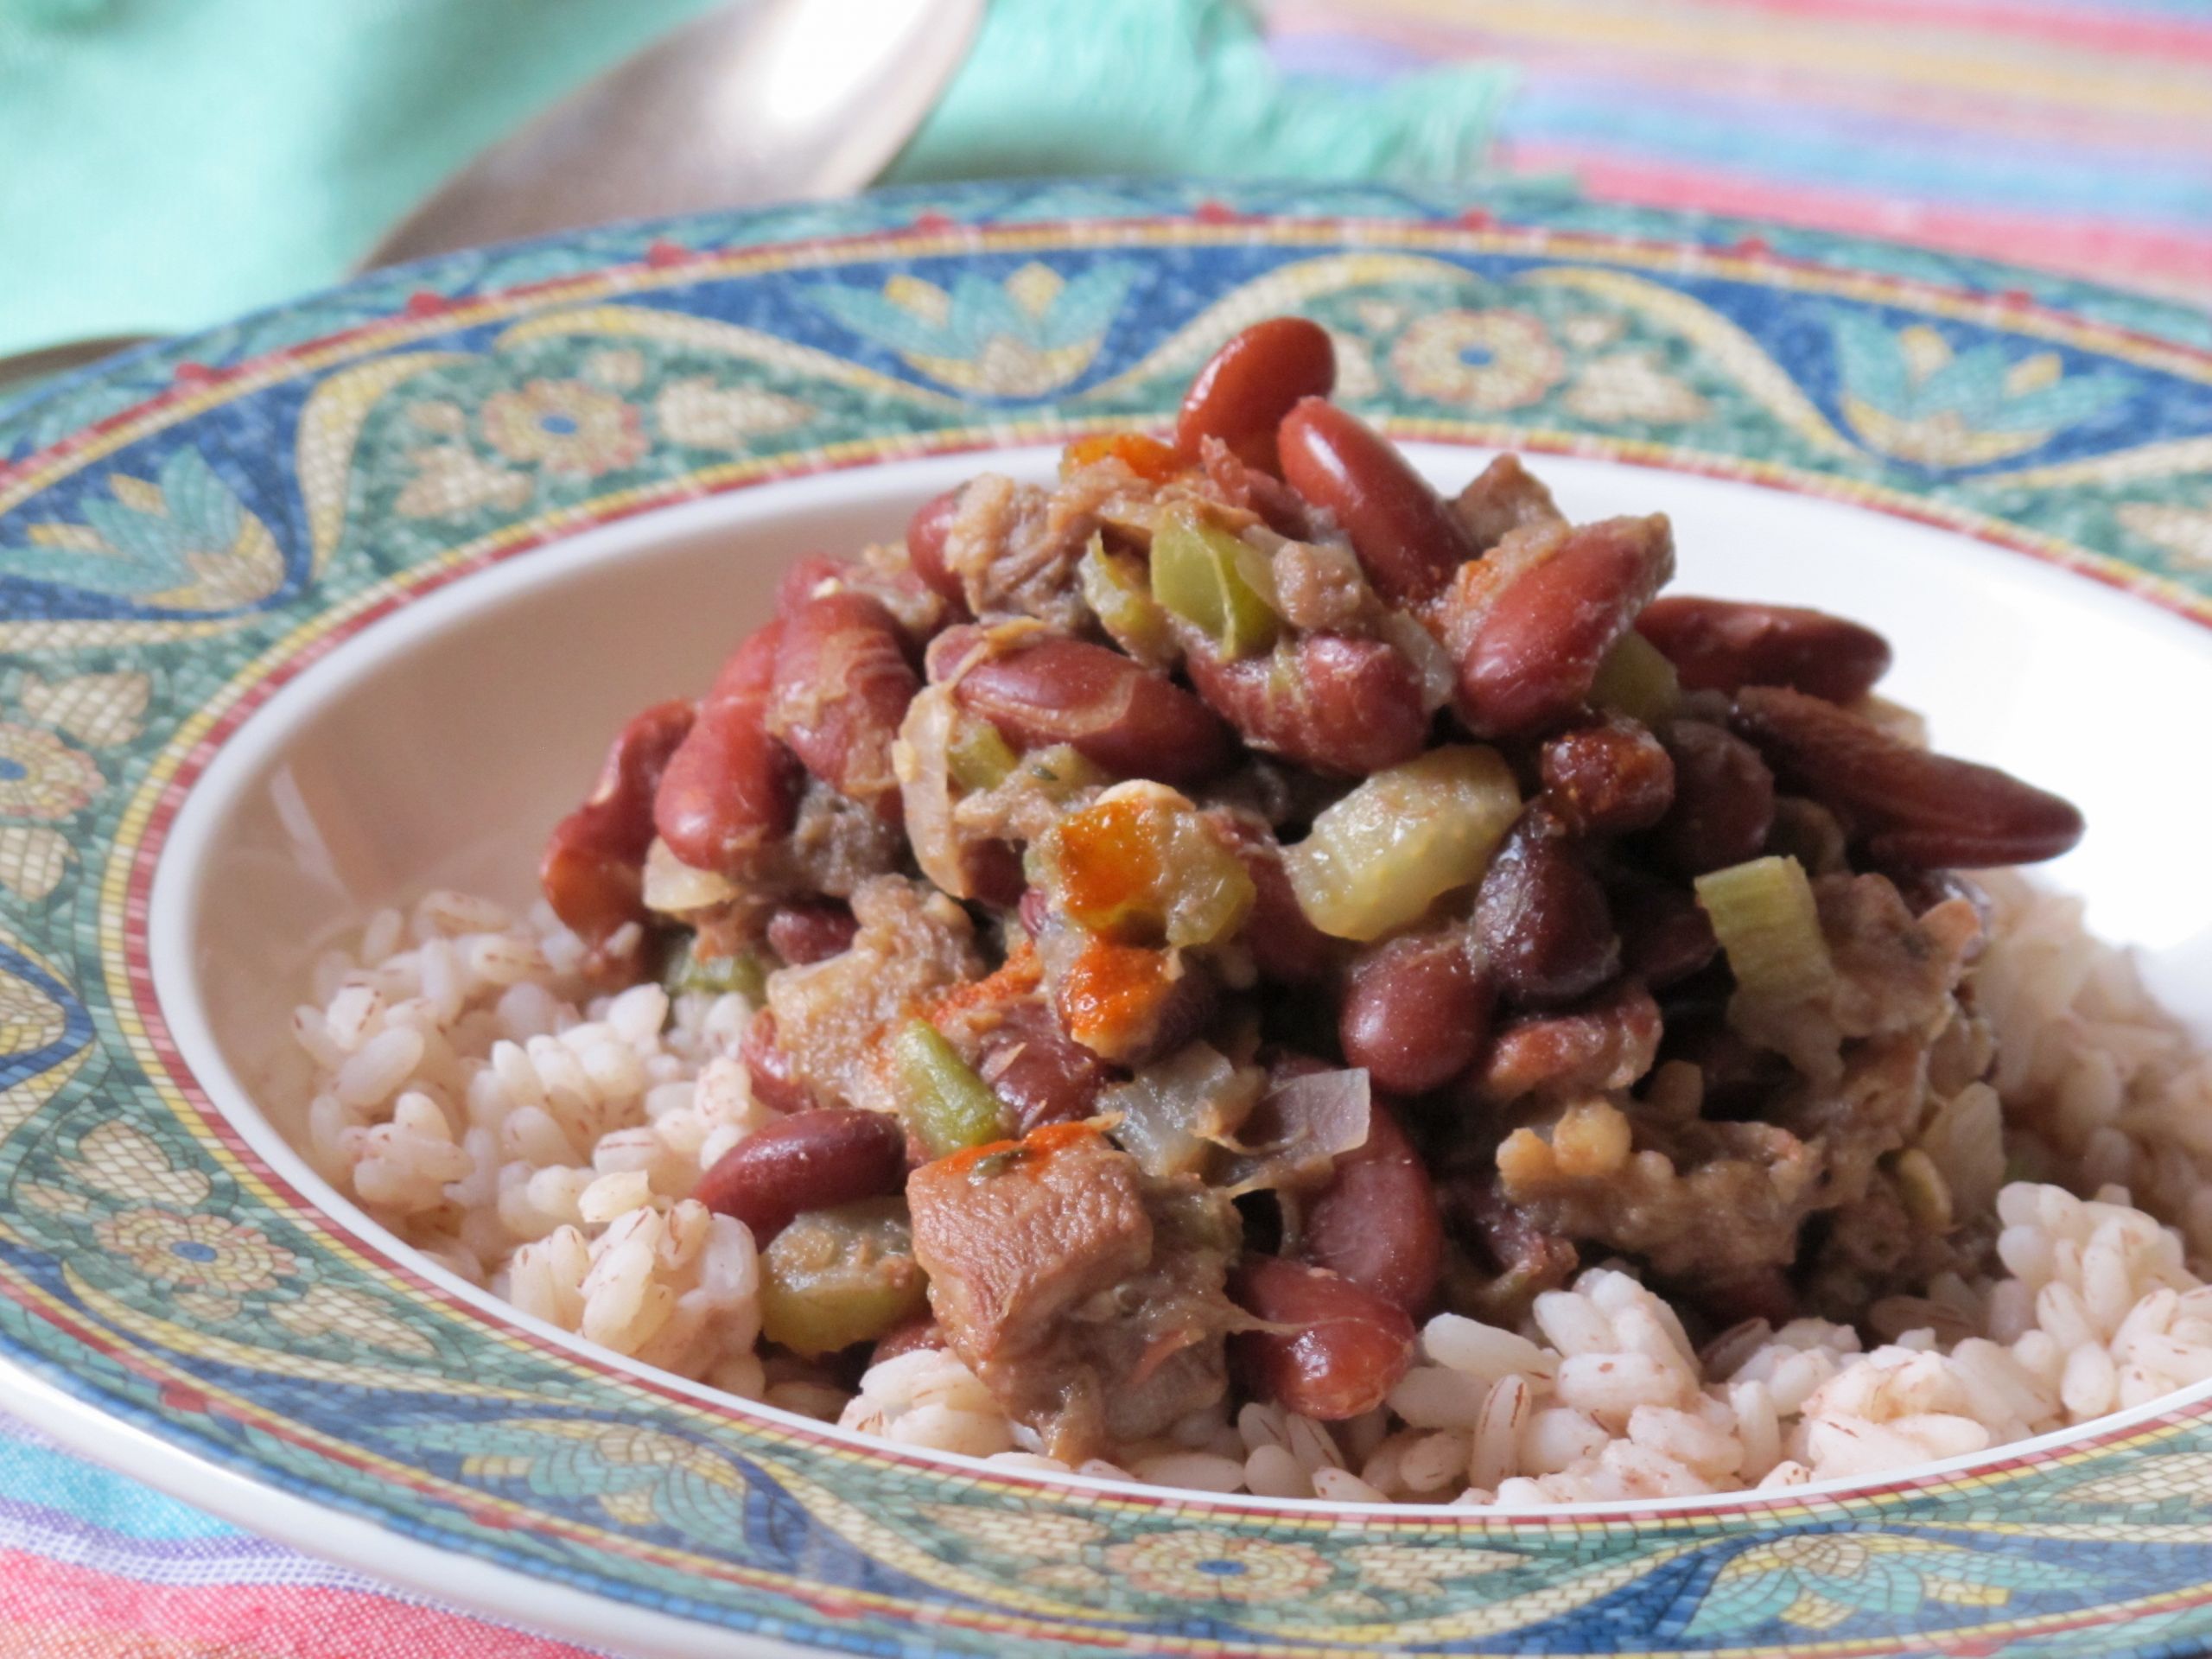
[0,0,1510,359]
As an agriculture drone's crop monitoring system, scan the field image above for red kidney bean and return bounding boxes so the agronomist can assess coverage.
[969,840,1027,911]
[540,699,696,944]
[906,488,965,610]
[739,1013,817,1116]
[1473,807,1621,1007]
[766,899,859,966]
[1442,1177,1580,1315]
[1211,817,1337,985]
[1683,1268,1798,1331]
[871,1315,946,1366]
[1339,928,1493,1095]
[1651,719,1776,877]
[690,1107,907,1244]
[1540,717,1675,836]
[1183,632,1428,777]
[1175,318,1336,475]
[1230,1254,1415,1421]
[1731,684,2083,868]
[1299,1098,1445,1318]
[1471,980,1662,1103]
[951,636,1234,785]
[1637,595,1892,704]
[981,998,1119,1132]
[655,625,804,875]
[1276,397,1477,607]
[775,552,849,617]
[1612,880,1719,988]
[768,588,920,823]
[1453,514,1675,739]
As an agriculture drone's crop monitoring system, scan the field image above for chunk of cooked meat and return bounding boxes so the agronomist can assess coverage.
[1488,871,1986,1279]
[1450,453,1566,551]
[906,1123,1242,1461]
[761,875,982,1115]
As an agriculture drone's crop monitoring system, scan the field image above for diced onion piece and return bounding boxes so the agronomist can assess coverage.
[1039,782,1255,949]
[1105,1042,1265,1179]
[1151,505,1280,659]
[1079,534,1176,667]
[894,685,969,898]
[1694,855,1834,1005]
[1285,747,1522,942]
[1217,1066,1372,1196]
[1378,608,1455,714]
[1590,629,1681,726]
[894,1021,1009,1158]
[641,836,740,914]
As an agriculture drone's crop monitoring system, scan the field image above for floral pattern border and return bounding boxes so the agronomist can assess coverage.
[1,181,2211,1657]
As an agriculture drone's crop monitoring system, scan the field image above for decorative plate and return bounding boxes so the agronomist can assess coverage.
[3,181,2212,1659]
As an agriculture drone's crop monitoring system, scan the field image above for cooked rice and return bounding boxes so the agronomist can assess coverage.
[292,872,2212,1505]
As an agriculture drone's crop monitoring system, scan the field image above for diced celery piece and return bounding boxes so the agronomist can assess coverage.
[1591,629,1681,726]
[894,1020,1009,1158]
[1694,855,1835,1005]
[1285,747,1522,942]
[1150,505,1280,659]
[760,1198,929,1357]
[1078,534,1175,664]
[947,715,1019,792]
[659,935,765,1002]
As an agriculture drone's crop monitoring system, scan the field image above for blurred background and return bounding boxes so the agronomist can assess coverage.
[2,0,2206,367]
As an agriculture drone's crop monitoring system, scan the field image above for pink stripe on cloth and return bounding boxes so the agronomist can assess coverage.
[1713,0,2212,60]
[1505,141,2212,295]
[0,1548,609,1659]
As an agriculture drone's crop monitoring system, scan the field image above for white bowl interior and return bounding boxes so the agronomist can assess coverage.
[137,441,2212,1510]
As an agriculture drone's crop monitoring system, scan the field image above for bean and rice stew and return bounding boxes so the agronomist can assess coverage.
[291,318,2212,1505]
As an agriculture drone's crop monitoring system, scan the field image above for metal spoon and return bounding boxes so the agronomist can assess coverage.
[0,0,981,400]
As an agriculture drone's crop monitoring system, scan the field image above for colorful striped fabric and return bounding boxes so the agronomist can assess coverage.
[1268,0,2212,300]
[0,1408,606,1656]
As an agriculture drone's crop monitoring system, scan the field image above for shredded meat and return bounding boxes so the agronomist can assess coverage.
[943,468,1125,631]
[761,875,982,1115]
[907,1125,1242,1460]
[1487,872,1986,1279]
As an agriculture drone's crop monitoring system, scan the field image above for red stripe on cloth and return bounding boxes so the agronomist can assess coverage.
[0,1549,603,1659]
[1503,143,2212,293]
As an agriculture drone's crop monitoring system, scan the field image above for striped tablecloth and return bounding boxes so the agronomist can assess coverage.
[1272,0,2212,299]
[3,3,2205,1654]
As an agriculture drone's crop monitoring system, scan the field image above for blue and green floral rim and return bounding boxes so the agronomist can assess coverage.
[2,181,2211,1658]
